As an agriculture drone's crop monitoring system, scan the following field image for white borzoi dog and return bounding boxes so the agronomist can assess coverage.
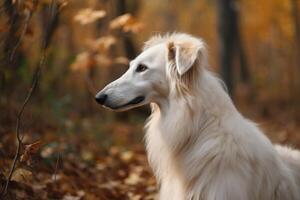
[95,33,300,200]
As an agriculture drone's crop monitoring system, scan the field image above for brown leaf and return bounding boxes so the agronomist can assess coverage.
[11,168,32,184]
[20,140,42,163]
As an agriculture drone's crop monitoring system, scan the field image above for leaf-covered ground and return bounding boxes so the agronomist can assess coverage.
[1,103,300,200]
[1,144,156,200]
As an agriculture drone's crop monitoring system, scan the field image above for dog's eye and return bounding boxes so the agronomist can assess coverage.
[136,64,148,73]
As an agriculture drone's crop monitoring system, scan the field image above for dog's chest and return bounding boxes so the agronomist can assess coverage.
[145,115,179,179]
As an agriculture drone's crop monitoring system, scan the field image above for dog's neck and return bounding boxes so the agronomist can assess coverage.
[145,70,238,192]
[146,69,238,157]
[155,70,236,122]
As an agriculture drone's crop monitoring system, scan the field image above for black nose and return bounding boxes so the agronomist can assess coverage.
[95,94,107,105]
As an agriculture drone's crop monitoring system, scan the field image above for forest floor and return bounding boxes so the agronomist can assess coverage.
[1,101,300,200]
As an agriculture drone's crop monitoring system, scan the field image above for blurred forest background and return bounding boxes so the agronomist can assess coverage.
[1,0,300,199]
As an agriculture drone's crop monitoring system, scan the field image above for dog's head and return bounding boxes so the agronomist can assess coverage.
[95,33,207,111]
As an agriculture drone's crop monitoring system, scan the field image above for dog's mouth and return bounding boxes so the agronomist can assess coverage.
[105,96,145,111]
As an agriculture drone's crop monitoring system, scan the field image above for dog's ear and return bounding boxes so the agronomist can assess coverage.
[168,41,201,76]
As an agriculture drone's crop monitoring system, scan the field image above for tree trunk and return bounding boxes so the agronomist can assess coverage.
[291,0,300,58]
[236,26,250,84]
[217,0,250,96]
[1,0,23,91]
[217,0,237,95]
[290,0,300,96]
[115,0,137,59]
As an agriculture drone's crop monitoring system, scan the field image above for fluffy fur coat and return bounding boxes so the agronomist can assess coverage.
[144,34,300,200]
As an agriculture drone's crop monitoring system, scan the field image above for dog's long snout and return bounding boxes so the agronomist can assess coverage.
[95,93,108,105]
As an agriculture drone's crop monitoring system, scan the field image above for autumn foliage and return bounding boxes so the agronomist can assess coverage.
[0,0,300,199]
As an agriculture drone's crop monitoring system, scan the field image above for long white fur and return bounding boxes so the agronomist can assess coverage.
[143,33,300,200]
[97,33,300,200]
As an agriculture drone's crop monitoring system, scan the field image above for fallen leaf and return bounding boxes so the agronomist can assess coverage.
[124,173,141,185]
[11,168,32,184]
[120,151,133,162]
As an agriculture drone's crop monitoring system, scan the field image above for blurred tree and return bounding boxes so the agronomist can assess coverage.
[40,3,60,50]
[114,0,137,59]
[290,0,300,72]
[291,0,300,56]
[1,0,23,90]
[165,0,178,31]
[217,0,250,96]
